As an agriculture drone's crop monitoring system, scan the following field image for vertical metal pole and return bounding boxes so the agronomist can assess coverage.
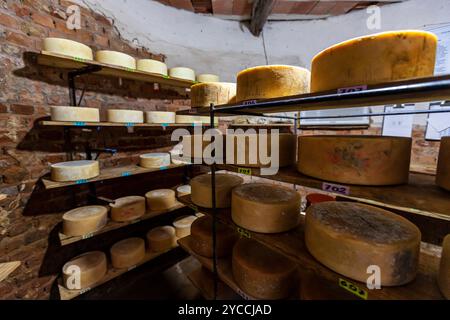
[210,103,218,300]
[69,73,77,106]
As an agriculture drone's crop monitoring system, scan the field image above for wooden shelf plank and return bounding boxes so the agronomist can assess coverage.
[187,267,241,300]
[40,121,210,128]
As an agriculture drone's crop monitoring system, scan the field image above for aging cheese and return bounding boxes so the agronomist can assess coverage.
[182,134,222,162]
[191,82,236,107]
[175,115,218,124]
[50,106,100,122]
[144,111,175,124]
[145,189,177,211]
[95,50,136,69]
[43,38,93,60]
[305,202,421,286]
[297,135,412,185]
[176,185,191,198]
[139,153,171,168]
[106,109,144,123]
[62,206,108,236]
[191,173,244,208]
[436,137,450,191]
[109,196,146,222]
[311,30,437,92]
[147,226,176,252]
[62,251,107,290]
[438,234,450,299]
[196,74,220,83]
[137,59,168,76]
[232,238,298,299]
[169,67,195,81]
[110,237,145,269]
[51,160,99,182]
[232,183,300,233]
[236,65,310,102]
[173,215,197,238]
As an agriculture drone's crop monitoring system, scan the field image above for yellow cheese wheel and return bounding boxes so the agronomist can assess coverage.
[436,137,450,191]
[236,65,310,102]
[305,202,421,286]
[232,238,298,299]
[311,30,437,92]
[43,37,93,60]
[51,160,99,182]
[438,234,450,299]
[109,196,146,222]
[106,109,144,123]
[50,106,100,122]
[232,183,301,233]
[176,185,191,198]
[145,189,177,211]
[169,67,195,81]
[191,82,236,107]
[146,226,176,252]
[175,115,218,124]
[95,50,136,69]
[62,206,108,236]
[139,153,171,168]
[297,135,411,186]
[172,215,197,238]
[144,111,175,124]
[196,74,220,82]
[137,59,167,76]
[62,251,107,290]
[110,237,145,269]
[191,173,244,208]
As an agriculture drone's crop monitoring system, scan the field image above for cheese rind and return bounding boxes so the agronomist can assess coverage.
[62,251,107,290]
[139,153,171,168]
[109,196,146,222]
[191,82,236,107]
[62,206,108,236]
[146,226,176,252]
[169,67,195,81]
[95,50,136,69]
[106,109,144,123]
[137,59,168,76]
[191,173,244,208]
[50,106,100,122]
[436,137,450,191]
[110,238,145,269]
[144,111,175,124]
[438,234,450,299]
[176,185,191,198]
[51,160,100,182]
[173,215,197,238]
[43,38,93,60]
[196,74,220,83]
[145,189,177,211]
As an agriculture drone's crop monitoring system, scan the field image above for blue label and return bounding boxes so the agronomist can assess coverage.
[76,179,88,184]
[74,122,86,127]
[192,123,202,127]
[121,171,131,177]
[125,123,135,127]
[161,123,169,128]
[159,166,169,171]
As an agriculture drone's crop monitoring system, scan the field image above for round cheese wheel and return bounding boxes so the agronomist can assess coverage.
[50,106,100,122]
[305,202,421,286]
[181,134,222,162]
[438,234,450,299]
[62,206,108,236]
[232,238,298,299]
[145,189,177,211]
[191,173,244,208]
[191,82,236,108]
[137,59,168,76]
[176,185,191,198]
[175,115,218,124]
[311,30,437,92]
[169,67,195,81]
[297,135,412,186]
[146,226,176,252]
[236,65,310,102]
[62,251,107,290]
[144,111,175,124]
[43,37,93,60]
[109,196,146,222]
[196,74,220,83]
[106,109,144,123]
[139,153,171,168]
[191,216,237,258]
[173,215,197,238]
[436,136,450,191]
[232,183,301,233]
[110,237,145,269]
[51,160,99,182]
[95,50,136,69]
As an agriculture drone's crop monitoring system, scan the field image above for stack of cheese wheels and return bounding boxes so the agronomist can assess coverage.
[137,59,168,76]
[236,65,310,102]
[232,183,300,233]
[172,215,197,238]
[139,153,171,168]
[106,109,144,123]
[191,216,237,258]
[191,173,244,208]
[232,238,297,299]
[144,111,175,124]
[51,160,99,182]
[438,235,450,299]
[176,115,218,124]
[305,202,421,286]
[191,82,236,107]
[62,251,107,290]
[297,135,412,185]
[176,185,191,198]
[43,38,93,60]
[196,74,220,83]
[145,189,177,211]
[62,206,108,236]
[109,196,146,222]
[311,30,437,92]
[50,106,100,122]
[147,226,176,252]
[110,238,145,269]
[436,137,450,191]
[95,50,136,69]
[169,67,195,81]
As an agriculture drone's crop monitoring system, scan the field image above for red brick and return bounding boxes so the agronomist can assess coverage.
[10,104,34,115]
[5,30,35,48]
[13,4,33,17]
[0,12,20,28]
[30,12,55,29]
[212,0,233,15]
[94,34,109,48]
[0,103,7,113]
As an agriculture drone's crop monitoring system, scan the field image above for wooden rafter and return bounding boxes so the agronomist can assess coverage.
[249,0,276,37]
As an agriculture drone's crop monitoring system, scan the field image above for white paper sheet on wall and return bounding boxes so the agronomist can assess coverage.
[382,105,415,137]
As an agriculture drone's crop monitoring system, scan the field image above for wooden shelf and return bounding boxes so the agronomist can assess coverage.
[187,267,241,300]
[40,121,210,128]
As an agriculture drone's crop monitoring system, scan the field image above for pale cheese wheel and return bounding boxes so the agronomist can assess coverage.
[305,202,421,286]
[144,111,175,124]
[169,67,195,81]
[50,106,100,122]
[175,115,218,124]
[232,238,298,299]
[110,237,145,269]
[95,50,136,69]
[147,226,176,252]
[232,183,301,233]
[137,59,168,76]
[62,206,107,236]
[176,185,191,198]
[297,135,412,186]
[106,109,144,123]
[139,153,171,168]
[109,196,146,222]
[436,137,450,191]
[145,189,177,211]
[191,82,236,108]
[51,160,99,182]
[173,215,197,238]
[311,30,437,92]
[196,74,220,83]
[438,234,450,299]
[43,37,93,60]
[191,173,244,208]
[181,134,222,162]
[62,251,107,290]
[236,65,310,102]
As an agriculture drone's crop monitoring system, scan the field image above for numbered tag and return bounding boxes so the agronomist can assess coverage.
[125,123,135,128]
[82,233,94,240]
[76,179,88,185]
[162,75,170,79]
[192,123,202,127]
[161,123,169,128]
[237,227,251,239]
[74,122,86,127]
[238,167,252,176]
[337,85,368,94]
[322,182,350,195]
[159,166,169,171]
[189,205,198,212]
[121,171,131,177]
[79,287,91,294]
[339,278,368,300]
[126,68,135,72]
[242,100,257,106]
[73,57,86,63]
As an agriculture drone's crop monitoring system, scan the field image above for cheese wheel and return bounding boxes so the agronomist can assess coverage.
[236,65,310,102]
[182,134,223,162]
[232,183,301,233]
[50,106,100,122]
[110,237,145,269]
[191,82,236,108]
[145,189,177,211]
[147,226,176,252]
[43,38,93,60]
[305,202,421,286]
[232,238,298,299]
[173,215,197,238]
[137,59,168,76]
[176,115,218,124]
[436,137,450,191]
[62,206,108,236]
[191,216,237,258]
[176,185,191,198]
[169,67,195,81]
[95,50,136,69]
[51,160,99,182]
[144,111,175,124]
[311,30,437,92]
[438,234,450,299]
[62,251,107,290]
[191,173,244,208]
[109,196,146,222]
[196,74,220,83]
[139,153,171,168]
[106,109,144,123]
[297,135,412,186]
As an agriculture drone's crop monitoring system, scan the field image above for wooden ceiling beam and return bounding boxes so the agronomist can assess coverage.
[249,0,276,37]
